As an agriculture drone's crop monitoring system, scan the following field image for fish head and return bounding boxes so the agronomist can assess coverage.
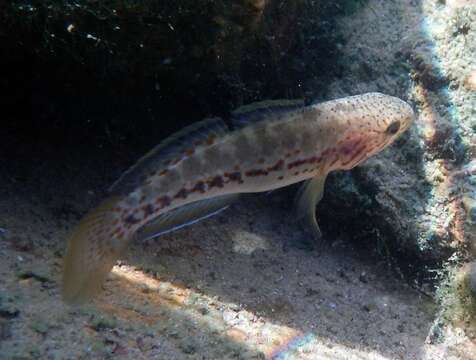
[333,92,415,170]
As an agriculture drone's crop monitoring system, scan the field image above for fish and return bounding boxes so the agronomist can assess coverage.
[62,92,415,304]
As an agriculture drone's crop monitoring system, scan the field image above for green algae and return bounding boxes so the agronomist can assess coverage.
[436,263,476,330]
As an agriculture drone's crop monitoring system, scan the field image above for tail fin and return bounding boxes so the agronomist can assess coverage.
[62,196,127,304]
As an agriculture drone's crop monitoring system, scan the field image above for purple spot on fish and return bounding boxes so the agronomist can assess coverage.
[174,188,188,199]
[192,181,207,193]
[124,214,141,225]
[245,169,268,177]
[208,176,224,188]
[142,204,154,217]
[224,172,243,184]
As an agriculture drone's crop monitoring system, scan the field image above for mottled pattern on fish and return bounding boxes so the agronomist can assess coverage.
[62,92,415,304]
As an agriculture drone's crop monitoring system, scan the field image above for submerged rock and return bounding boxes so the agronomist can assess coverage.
[2,0,356,149]
[316,0,475,284]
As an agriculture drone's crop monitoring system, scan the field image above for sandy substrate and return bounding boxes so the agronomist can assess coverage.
[1,0,475,359]
[0,145,472,360]
[0,154,444,359]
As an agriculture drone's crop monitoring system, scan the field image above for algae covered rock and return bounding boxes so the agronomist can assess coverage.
[1,0,355,149]
[435,261,476,330]
[316,1,475,284]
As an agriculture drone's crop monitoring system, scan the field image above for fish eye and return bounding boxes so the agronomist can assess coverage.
[386,120,400,135]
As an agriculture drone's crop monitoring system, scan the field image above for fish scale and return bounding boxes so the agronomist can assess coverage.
[62,92,415,304]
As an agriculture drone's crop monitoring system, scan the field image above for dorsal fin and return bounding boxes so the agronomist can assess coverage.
[231,99,304,129]
[110,117,230,194]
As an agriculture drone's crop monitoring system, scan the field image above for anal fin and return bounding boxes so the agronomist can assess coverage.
[135,194,240,241]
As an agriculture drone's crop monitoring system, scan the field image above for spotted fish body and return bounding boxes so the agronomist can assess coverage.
[63,92,414,303]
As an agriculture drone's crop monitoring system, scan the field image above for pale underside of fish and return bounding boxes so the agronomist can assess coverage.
[62,92,415,304]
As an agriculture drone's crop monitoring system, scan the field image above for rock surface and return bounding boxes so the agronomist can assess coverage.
[320,0,475,277]
[1,0,353,148]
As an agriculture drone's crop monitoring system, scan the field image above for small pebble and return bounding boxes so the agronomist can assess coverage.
[30,319,50,334]
[223,310,238,325]
[225,328,248,342]
[198,307,209,315]
[362,303,376,312]
[112,344,128,355]
[17,270,50,283]
[179,340,197,354]
[136,335,155,352]
[66,23,76,33]
[9,235,34,252]
[464,71,476,91]
[469,261,476,296]
[90,314,118,331]
[0,303,20,319]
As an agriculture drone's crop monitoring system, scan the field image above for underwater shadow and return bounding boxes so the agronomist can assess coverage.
[119,192,435,360]
[99,257,421,359]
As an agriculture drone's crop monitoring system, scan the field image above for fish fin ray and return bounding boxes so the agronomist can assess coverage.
[110,117,230,194]
[136,194,240,241]
[232,99,304,129]
[293,175,327,242]
[62,196,128,304]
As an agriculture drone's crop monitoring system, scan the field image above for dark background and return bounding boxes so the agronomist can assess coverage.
[0,1,365,157]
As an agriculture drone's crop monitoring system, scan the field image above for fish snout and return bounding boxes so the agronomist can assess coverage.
[399,100,415,134]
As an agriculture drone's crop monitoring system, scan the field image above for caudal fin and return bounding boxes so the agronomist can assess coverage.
[62,196,127,304]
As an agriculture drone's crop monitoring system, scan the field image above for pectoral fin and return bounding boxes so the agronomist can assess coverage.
[294,175,327,247]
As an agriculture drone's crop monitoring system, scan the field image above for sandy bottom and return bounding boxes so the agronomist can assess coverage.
[0,150,473,360]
